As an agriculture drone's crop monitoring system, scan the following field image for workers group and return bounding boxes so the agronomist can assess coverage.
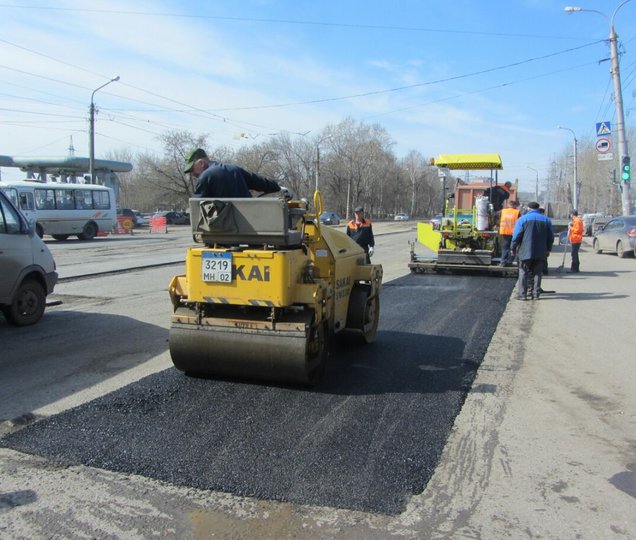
[182,148,584,286]
[499,196,583,301]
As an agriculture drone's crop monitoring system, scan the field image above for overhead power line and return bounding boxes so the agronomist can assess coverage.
[199,40,605,112]
[0,4,588,41]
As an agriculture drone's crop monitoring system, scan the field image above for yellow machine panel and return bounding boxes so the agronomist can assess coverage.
[186,248,309,307]
[417,222,442,253]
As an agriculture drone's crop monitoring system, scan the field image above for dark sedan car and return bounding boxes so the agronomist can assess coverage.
[153,211,190,225]
[592,215,636,258]
[320,212,341,225]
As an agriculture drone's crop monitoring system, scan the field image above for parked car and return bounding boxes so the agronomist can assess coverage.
[591,215,612,236]
[320,211,340,225]
[153,211,190,225]
[429,213,443,229]
[394,213,409,221]
[582,213,603,236]
[116,208,140,228]
[592,215,636,258]
[0,189,58,326]
[134,211,148,227]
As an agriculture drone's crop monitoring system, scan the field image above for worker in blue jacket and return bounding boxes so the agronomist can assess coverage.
[511,201,554,300]
[185,148,280,198]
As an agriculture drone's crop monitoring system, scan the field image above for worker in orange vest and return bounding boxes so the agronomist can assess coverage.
[499,199,521,267]
[568,209,584,272]
[347,206,375,263]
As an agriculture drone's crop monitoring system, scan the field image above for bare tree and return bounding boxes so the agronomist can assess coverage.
[319,117,396,219]
[400,150,440,218]
[104,148,134,207]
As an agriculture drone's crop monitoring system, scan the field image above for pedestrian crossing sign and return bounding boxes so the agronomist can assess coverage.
[596,121,611,136]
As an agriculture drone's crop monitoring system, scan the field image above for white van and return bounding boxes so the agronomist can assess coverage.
[0,189,58,325]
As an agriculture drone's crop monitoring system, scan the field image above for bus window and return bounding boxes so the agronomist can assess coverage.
[74,189,94,209]
[55,189,74,210]
[19,192,35,211]
[35,189,56,210]
[93,190,110,209]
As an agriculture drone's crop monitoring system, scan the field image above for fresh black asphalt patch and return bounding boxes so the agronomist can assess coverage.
[2,273,514,514]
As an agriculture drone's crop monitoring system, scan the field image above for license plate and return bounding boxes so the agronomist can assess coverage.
[201,251,232,282]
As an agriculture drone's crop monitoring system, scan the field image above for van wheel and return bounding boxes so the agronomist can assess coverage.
[52,234,69,241]
[6,279,46,326]
[78,222,97,240]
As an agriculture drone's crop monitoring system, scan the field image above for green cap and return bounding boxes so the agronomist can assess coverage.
[183,148,208,173]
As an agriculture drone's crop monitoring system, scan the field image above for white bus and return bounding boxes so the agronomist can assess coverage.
[0,180,117,240]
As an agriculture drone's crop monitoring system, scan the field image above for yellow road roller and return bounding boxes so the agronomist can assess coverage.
[168,192,382,384]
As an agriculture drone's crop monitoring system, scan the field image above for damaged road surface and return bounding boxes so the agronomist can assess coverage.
[1,272,513,516]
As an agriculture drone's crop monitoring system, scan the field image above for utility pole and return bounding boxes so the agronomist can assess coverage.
[609,18,632,215]
[89,76,120,184]
[565,2,632,214]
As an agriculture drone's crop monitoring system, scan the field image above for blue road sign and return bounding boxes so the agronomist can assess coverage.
[596,121,611,137]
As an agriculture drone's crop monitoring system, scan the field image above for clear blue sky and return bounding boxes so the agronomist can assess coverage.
[1,0,635,191]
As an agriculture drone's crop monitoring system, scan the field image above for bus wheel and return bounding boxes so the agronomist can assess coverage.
[78,222,97,240]
[35,224,44,238]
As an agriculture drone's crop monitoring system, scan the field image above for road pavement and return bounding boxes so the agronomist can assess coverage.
[414,237,636,538]
[1,230,634,538]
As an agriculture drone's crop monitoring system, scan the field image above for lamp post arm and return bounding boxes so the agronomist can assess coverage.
[611,0,632,25]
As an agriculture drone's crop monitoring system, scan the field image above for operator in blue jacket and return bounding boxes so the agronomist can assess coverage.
[511,201,554,300]
[184,148,280,198]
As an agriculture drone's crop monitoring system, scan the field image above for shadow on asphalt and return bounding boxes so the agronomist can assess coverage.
[0,310,168,420]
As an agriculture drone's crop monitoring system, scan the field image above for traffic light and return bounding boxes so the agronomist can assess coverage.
[621,156,631,182]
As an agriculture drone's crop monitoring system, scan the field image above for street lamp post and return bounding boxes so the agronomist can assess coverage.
[558,126,579,210]
[313,135,333,192]
[314,145,321,192]
[527,166,539,202]
[89,76,120,184]
[565,1,632,215]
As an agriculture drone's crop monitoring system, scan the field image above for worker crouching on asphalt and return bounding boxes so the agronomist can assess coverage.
[346,206,375,264]
[499,199,520,267]
[511,201,554,301]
